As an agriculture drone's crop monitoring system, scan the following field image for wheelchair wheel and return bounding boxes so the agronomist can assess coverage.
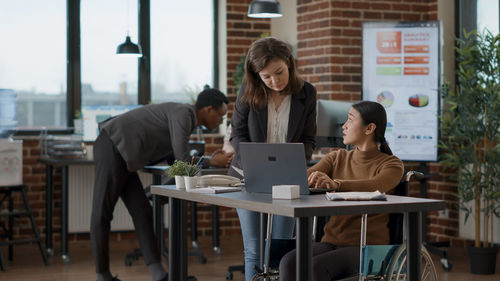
[386,245,438,281]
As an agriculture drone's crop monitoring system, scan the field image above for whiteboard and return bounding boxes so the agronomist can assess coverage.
[362,21,441,162]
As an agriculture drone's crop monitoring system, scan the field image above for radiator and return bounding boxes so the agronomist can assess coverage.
[68,165,168,233]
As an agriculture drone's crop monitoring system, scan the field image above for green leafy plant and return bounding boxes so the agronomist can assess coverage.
[439,29,500,248]
[233,55,246,95]
[166,160,200,177]
[184,162,201,177]
[167,160,189,177]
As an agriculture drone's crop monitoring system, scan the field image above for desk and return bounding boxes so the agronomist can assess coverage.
[39,156,93,263]
[142,166,228,258]
[39,156,227,263]
[151,186,445,281]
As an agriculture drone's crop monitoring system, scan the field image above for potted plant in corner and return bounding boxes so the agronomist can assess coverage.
[439,29,500,275]
[167,160,189,189]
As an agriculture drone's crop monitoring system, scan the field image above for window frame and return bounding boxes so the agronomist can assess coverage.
[65,0,218,128]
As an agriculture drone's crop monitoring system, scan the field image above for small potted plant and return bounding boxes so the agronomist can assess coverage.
[167,160,189,189]
[183,162,201,191]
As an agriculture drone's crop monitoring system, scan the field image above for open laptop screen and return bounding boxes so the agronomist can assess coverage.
[239,142,309,195]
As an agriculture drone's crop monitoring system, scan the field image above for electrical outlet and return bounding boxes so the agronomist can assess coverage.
[438,209,449,218]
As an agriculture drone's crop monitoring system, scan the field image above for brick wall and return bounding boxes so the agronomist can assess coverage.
[226,0,271,117]
[296,0,461,246]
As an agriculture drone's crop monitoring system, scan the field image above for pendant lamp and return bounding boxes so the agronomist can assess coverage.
[117,35,142,56]
[117,0,142,56]
[248,0,282,18]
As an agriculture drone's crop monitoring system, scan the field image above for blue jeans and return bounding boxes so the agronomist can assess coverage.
[237,208,295,281]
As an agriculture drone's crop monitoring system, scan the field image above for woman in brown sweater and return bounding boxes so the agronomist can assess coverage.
[279,101,404,281]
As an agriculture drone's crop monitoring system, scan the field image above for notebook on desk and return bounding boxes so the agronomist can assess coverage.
[239,143,309,195]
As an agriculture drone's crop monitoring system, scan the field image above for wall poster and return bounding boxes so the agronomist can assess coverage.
[362,21,441,161]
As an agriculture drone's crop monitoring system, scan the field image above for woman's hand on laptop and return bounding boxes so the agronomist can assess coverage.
[308,171,339,189]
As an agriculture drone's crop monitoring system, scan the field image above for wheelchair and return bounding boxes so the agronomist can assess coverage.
[251,171,439,281]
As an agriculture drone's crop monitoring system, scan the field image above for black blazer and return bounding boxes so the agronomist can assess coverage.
[229,81,317,175]
[98,103,207,172]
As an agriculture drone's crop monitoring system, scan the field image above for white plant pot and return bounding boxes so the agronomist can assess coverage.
[174,175,185,190]
[184,176,198,191]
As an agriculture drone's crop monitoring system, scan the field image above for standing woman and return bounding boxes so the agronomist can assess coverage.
[229,37,317,281]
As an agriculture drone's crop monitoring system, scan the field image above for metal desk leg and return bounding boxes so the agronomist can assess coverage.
[212,205,221,255]
[259,213,266,269]
[8,189,13,260]
[296,217,312,281]
[406,212,422,281]
[169,197,187,281]
[151,174,166,258]
[61,166,70,264]
[152,195,162,252]
[45,165,54,257]
[191,202,198,248]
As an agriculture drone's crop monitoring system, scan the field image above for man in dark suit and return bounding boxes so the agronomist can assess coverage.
[90,88,233,281]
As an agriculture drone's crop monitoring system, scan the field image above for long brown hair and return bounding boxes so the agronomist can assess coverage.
[241,37,302,109]
[352,101,393,155]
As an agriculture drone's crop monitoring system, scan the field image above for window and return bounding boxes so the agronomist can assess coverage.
[151,0,214,104]
[477,0,499,34]
[0,1,66,129]
[81,0,139,107]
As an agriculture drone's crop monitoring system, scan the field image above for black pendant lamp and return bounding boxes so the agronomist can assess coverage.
[117,0,142,57]
[248,0,282,18]
[117,35,142,56]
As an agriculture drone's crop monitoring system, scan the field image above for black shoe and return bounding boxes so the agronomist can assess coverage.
[159,274,168,281]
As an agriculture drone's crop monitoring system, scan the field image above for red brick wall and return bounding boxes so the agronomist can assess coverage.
[297,0,437,101]
[226,0,271,116]
[296,0,460,245]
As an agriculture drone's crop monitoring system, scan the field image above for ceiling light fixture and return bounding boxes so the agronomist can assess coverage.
[117,0,142,56]
[248,0,283,18]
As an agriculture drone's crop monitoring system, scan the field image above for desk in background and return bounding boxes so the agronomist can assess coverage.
[151,186,445,281]
[39,156,227,264]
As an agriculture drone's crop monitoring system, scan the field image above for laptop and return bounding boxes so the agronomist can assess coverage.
[239,142,310,195]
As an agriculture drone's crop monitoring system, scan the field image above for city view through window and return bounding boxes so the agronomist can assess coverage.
[0,0,213,129]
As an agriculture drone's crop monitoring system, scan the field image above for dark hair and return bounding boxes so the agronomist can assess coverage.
[352,101,393,155]
[241,37,303,109]
[195,88,229,110]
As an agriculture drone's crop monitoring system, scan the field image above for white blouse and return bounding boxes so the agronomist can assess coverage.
[267,95,291,143]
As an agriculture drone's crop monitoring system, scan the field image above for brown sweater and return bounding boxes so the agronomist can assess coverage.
[307,147,404,246]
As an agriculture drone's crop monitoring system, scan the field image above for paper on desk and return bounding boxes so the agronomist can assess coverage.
[325,190,386,201]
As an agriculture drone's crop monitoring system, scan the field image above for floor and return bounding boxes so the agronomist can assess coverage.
[0,235,499,281]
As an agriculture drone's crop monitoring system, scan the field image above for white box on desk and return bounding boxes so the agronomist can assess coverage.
[0,138,23,186]
[272,185,300,200]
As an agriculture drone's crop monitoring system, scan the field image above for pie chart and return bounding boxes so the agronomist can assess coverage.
[377,91,394,108]
[408,94,429,107]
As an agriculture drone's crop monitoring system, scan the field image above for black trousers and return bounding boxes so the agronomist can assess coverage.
[279,242,359,281]
[90,131,160,273]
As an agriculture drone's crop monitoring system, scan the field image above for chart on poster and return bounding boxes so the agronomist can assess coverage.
[362,21,441,161]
